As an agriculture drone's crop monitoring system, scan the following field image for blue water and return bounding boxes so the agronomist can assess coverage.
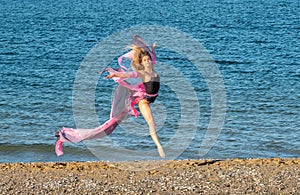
[0,0,299,163]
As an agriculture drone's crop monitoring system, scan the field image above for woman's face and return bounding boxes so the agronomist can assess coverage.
[141,55,152,68]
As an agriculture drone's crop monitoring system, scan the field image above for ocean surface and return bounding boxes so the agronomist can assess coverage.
[0,0,299,163]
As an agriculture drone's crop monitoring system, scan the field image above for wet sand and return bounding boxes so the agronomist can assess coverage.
[0,158,299,194]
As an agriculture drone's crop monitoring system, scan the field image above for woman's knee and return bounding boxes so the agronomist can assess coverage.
[138,99,149,106]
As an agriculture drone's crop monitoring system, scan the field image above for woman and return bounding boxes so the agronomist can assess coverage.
[106,43,165,158]
[55,35,165,158]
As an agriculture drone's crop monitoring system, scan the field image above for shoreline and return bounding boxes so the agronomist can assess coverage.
[1,158,299,194]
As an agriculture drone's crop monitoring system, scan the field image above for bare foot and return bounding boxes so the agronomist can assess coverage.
[157,146,166,158]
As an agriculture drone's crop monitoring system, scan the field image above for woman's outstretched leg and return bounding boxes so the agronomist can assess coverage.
[138,100,165,158]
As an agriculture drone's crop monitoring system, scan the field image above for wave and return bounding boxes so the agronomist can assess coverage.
[0,143,97,163]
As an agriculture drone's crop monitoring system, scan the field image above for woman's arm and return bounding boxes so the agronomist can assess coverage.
[152,43,156,55]
[151,43,157,64]
[106,70,139,79]
[106,72,130,79]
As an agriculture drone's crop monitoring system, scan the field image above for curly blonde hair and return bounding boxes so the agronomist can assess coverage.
[130,46,152,71]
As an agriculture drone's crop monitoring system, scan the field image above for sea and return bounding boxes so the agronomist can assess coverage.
[0,0,299,163]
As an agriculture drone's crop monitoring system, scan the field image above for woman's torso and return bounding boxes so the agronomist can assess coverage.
[141,72,160,95]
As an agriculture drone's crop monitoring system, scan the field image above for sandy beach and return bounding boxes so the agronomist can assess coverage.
[0,158,299,194]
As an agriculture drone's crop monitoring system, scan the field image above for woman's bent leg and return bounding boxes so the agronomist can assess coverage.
[138,99,165,158]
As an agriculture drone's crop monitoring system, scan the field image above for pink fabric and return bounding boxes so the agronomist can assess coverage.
[55,106,128,156]
[55,73,150,156]
[118,50,134,70]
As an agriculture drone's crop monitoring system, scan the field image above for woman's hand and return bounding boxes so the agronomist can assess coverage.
[105,73,115,79]
[152,43,156,51]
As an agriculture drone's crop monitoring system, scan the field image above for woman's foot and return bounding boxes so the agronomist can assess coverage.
[157,146,166,158]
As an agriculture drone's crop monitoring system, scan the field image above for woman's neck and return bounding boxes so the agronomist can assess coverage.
[144,67,153,73]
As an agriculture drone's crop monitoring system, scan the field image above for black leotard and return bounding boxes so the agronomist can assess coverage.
[143,75,160,94]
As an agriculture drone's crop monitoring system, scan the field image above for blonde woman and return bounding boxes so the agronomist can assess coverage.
[55,35,165,159]
[106,39,165,158]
